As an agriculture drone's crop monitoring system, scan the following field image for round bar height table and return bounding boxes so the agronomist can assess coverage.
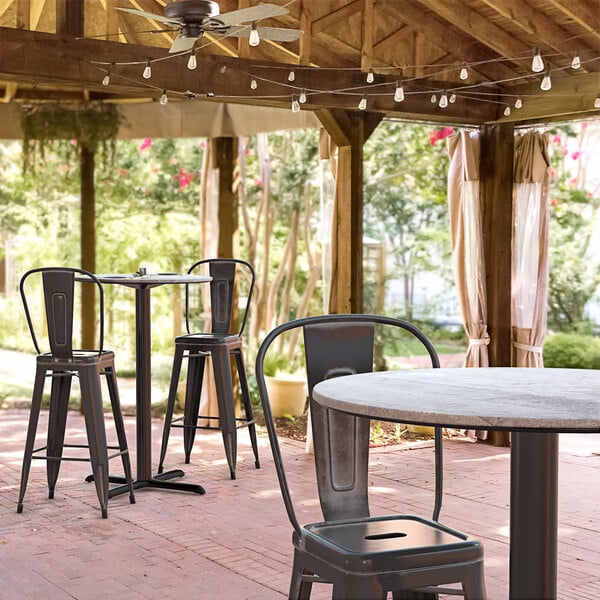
[94,273,211,496]
[313,367,600,600]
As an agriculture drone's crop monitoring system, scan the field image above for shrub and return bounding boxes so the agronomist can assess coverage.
[543,333,600,369]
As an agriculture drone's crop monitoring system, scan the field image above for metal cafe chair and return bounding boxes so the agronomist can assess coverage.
[17,267,135,519]
[255,314,486,599]
[158,258,259,480]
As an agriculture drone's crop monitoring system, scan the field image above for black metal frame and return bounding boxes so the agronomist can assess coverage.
[17,267,135,518]
[255,314,486,599]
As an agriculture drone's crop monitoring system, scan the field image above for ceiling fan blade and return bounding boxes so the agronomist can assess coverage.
[169,34,199,54]
[226,25,303,43]
[216,3,288,27]
[117,7,183,26]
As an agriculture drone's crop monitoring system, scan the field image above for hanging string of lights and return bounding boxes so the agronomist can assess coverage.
[87,45,600,113]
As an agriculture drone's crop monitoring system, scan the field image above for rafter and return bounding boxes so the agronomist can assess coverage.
[312,1,362,35]
[547,0,600,42]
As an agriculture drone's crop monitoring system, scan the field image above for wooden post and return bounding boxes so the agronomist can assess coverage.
[80,146,96,350]
[317,109,382,314]
[481,123,514,446]
[212,137,238,258]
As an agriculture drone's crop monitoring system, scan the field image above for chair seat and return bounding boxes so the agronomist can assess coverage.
[37,350,115,366]
[175,332,241,345]
[302,515,483,572]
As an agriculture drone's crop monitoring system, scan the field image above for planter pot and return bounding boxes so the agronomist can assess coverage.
[265,375,307,417]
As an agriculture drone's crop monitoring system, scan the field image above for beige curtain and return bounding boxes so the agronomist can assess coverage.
[512,131,550,367]
[447,131,490,368]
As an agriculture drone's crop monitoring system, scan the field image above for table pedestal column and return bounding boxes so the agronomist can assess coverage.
[510,432,558,600]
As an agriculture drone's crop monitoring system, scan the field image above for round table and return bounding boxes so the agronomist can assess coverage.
[313,367,600,600]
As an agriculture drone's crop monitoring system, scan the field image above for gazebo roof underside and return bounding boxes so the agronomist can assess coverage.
[0,0,598,132]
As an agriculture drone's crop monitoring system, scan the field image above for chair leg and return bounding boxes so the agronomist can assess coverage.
[104,366,135,505]
[211,345,237,480]
[461,564,487,600]
[331,576,386,600]
[17,367,46,514]
[46,372,72,499]
[79,366,110,518]
[288,550,313,600]
[234,349,260,469]
[158,344,186,474]
[182,351,206,464]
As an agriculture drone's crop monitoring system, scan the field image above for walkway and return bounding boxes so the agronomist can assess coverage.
[1,408,599,599]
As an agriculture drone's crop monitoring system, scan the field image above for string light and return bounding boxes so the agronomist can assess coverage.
[143,61,152,79]
[571,53,581,69]
[288,69,295,82]
[299,89,307,103]
[184,90,196,99]
[366,68,374,83]
[430,94,437,103]
[102,72,110,86]
[449,93,457,103]
[459,63,469,80]
[249,22,260,46]
[250,76,258,90]
[540,70,552,91]
[439,91,448,108]
[187,52,197,70]
[515,96,523,109]
[503,105,511,116]
[291,95,300,113]
[595,95,600,109]
[394,80,404,102]
[358,95,367,110]
[531,48,544,73]
[159,89,168,105]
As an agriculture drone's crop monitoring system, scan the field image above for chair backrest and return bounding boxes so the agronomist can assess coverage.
[186,258,255,336]
[255,314,442,537]
[20,267,105,357]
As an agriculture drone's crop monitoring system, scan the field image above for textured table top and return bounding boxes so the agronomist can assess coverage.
[93,273,211,287]
[313,367,600,432]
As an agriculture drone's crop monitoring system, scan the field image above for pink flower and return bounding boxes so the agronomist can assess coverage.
[59,164,69,173]
[571,151,582,160]
[245,148,254,156]
[199,141,206,149]
[253,176,262,187]
[550,198,559,206]
[569,177,578,186]
[139,138,152,151]
[552,135,562,144]
[429,126,454,145]
[119,169,129,177]
[70,139,78,146]
[173,168,194,189]
[549,168,557,177]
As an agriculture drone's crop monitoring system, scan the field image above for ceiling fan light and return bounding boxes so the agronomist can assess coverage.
[249,23,260,47]
[187,53,197,70]
[143,61,152,79]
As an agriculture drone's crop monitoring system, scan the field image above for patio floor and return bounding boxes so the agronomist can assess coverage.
[1,407,599,600]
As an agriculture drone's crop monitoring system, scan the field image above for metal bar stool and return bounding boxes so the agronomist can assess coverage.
[158,258,259,480]
[17,267,135,519]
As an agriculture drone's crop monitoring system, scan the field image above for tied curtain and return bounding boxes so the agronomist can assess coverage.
[447,131,490,368]
[512,131,550,367]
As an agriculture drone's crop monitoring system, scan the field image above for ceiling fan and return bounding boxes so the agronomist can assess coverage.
[118,0,303,53]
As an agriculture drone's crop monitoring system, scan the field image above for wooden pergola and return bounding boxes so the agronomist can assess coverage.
[0,0,598,373]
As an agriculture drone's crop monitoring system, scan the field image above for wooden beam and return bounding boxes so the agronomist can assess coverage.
[312,1,362,34]
[56,0,83,37]
[213,136,238,258]
[298,0,312,65]
[361,0,374,72]
[16,0,29,29]
[547,0,600,42]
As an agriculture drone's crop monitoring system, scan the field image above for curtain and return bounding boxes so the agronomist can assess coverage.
[512,131,550,367]
[447,131,490,368]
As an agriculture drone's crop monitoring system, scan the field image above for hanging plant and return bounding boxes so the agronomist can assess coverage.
[19,102,121,171]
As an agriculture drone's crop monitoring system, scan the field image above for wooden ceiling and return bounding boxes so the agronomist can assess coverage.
[0,0,598,126]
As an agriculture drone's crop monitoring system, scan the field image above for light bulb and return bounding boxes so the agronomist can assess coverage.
[515,96,523,109]
[299,89,307,103]
[531,48,544,73]
[159,89,168,105]
[187,52,197,70]
[430,94,437,103]
[250,77,258,90]
[288,69,295,82]
[595,95,600,109]
[503,105,511,116]
[358,95,367,110]
[143,61,152,79]
[449,93,457,103]
[571,53,581,69]
[291,96,300,113]
[459,63,468,80]
[366,68,374,84]
[184,90,196,100]
[439,91,448,108]
[540,71,552,91]
[394,80,404,102]
[249,22,260,46]
[102,73,110,86]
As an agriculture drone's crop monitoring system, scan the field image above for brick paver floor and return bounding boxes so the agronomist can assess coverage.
[1,408,599,599]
